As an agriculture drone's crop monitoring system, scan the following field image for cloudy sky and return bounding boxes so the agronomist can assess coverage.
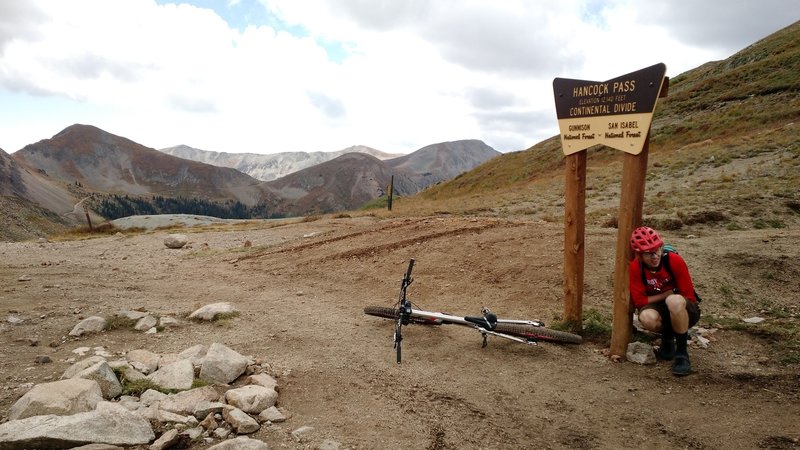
[1,1,797,155]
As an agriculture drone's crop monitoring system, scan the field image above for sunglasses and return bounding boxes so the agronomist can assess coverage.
[641,248,662,258]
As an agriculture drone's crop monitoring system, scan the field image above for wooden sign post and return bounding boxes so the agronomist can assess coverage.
[553,64,667,347]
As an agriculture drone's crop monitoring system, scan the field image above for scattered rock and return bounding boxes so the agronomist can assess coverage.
[257,406,286,423]
[68,361,123,399]
[199,343,249,384]
[743,317,766,324]
[69,316,107,337]
[127,349,161,375]
[246,373,278,391]
[164,234,189,249]
[117,309,148,321]
[626,342,656,365]
[1,338,282,449]
[159,316,180,327]
[0,401,155,448]
[72,444,125,450]
[35,355,52,364]
[17,275,32,282]
[15,337,40,346]
[292,425,315,442]
[159,386,220,416]
[224,385,278,414]
[206,436,269,450]
[9,378,103,420]
[7,315,25,325]
[193,401,226,420]
[178,344,208,368]
[134,315,158,331]
[188,302,237,321]
[149,428,180,450]
[319,439,343,450]
[200,413,219,431]
[62,356,107,379]
[222,406,260,434]
[140,389,168,406]
[148,359,195,391]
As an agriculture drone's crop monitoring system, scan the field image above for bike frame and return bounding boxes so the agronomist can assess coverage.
[392,258,544,363]
[405,307,541,345]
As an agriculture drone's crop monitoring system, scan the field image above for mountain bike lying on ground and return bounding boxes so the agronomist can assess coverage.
[364,258,582,363]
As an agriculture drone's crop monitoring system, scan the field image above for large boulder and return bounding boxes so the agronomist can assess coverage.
[9,379,103,420]
[224,385,278,414]
[178,344,208,368]
[62,356,107,379]
[246,373,278,391]
[158,386,220,416]
[222,406,260,434]
[199,343,248,384]
[148,359,195,391]
[126,349,161,375]
[0,401,154,448]
[69,361,123,399]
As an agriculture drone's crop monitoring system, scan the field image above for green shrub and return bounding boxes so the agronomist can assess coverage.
[104,316,138,330]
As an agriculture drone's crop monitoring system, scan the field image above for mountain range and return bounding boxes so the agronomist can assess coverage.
[160,145,403,182]
[2,126,499,238]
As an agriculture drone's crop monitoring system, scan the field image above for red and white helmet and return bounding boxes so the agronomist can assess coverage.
[630,226,663,252]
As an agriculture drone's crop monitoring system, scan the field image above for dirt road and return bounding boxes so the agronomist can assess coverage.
[1,215,798,449]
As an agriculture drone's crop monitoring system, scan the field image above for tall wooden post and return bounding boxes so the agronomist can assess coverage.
[609,137,650,357]
[563,151,587,330]
[387,175,394,211]
[82,203,93,231]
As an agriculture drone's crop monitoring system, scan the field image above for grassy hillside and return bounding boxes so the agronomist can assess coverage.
[402,20,800,230]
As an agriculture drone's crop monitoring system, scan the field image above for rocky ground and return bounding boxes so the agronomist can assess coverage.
[1,215,798,449]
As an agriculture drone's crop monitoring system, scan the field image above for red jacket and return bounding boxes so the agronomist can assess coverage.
[629,252,697,309]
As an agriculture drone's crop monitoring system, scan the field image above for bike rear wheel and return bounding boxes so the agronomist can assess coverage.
[363,306,443,325]
[495,323,582,344]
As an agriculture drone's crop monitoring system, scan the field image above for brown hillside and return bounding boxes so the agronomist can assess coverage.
[263,152,418,216]
[12,124,268,205]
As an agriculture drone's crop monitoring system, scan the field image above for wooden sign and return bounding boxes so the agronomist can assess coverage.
[553,63,667,155]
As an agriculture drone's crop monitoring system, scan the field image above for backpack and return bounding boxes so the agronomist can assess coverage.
[639,244,702,303]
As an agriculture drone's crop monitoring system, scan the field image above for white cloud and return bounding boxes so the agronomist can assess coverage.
[0,0,797,154]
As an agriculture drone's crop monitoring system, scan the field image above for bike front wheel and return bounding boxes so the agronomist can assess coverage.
[495,323,582,344]
[363,306,443,325]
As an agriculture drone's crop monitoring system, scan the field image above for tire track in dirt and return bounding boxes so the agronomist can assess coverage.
[237,217,521,268]
[320,221,520,262]
[237,218,430,262]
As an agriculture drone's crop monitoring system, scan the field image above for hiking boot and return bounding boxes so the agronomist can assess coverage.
[672,354,691,376]
[657,338,675,361]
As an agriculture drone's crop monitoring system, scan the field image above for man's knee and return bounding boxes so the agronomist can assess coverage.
[665,294,687,313]
[638,309,661,330]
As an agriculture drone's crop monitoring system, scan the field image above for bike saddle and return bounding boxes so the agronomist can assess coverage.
[465,311,497,330]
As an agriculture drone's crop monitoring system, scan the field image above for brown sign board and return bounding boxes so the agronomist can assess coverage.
[553,63,667,155]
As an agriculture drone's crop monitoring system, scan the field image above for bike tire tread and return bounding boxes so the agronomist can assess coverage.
[495,323,582,344]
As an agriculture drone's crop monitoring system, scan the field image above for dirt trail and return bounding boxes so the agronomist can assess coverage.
[1,215,798,449]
